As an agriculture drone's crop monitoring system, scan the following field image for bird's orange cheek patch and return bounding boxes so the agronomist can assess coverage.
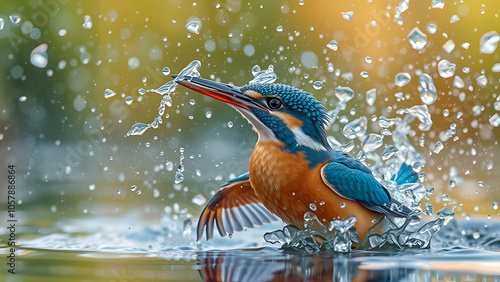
[271,112,303,130]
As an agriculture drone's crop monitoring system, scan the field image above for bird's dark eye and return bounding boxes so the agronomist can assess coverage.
[267,98,282,109]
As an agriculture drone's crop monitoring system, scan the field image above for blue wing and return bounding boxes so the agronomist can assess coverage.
[321,151,412,217]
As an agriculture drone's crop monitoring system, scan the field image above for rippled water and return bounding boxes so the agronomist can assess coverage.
[4,213,500,281]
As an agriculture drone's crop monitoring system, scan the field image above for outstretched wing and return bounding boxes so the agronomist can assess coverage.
[320,151,412,217]
[197,172,279,241]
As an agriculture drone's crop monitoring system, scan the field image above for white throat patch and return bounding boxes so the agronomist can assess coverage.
[232,107,279,142]
[292,127,327,151]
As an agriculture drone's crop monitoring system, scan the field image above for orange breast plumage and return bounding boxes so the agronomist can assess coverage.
[249,141,379,239]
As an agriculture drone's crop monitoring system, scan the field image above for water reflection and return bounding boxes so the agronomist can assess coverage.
[196,246,500,282]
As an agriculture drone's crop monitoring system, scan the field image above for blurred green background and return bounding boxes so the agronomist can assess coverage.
[0,0,499,241]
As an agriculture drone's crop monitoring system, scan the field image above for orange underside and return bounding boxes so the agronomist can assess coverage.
[249,141,380,243]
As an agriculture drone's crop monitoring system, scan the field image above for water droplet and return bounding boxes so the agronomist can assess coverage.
[340,202,346,208]
[493,202,498,210]
[185,20,201,34]
[427,23,437,34]
[166,161,174,171]
[9,14,21,25]
[276,25,283,32]
[419,73,438,105]
[335,86,354,103]
[313,81,323,90]
[319,201,325,206]
[366,88,376,106]
[125,96,133,105]
[58,29,67,36]
[360,71,369,78]
[227,121,233,128]
[130,185,137,191]
[19,96,27,102]
[128,57,140,69]
[162,67,170,76]
[398,104,433,131]
[82,15,93,29]
[431,0,445,9]
[309,203,317,211]
[407,27,427,50]
[326,39,338,51]
[378,116,395,128]
[381,145,398,160]
[441,194,451,201]
[437,60,456,78]
[453,76,464,88]
[434,141,444,154]
[450,14,460,23]
[362,134,383,152]
[174,171,184,184]
[365,56,372,63]
[192,194,207,206]
[442,39,455,53]
[341,11,353,20]
[489,114,500,127]
[472,232,480,240]
[89,184,95,191]
[127,123,150,136]
[30,43,48,68]
[492,63,500,73]
[437,207,454,219]
[395,72,411,86]
[104,89,116,99]
[479,31,499,54]
[476,74,488,87]
[249,65,277,84]
[251,65,261,76]
[138,88,146,95]
[343,116,367,139]
[0,18,4,30]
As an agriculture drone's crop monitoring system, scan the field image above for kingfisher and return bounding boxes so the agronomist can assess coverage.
[173,75,418,245]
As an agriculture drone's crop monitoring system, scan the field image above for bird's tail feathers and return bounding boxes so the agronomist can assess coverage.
[391,162,418,185]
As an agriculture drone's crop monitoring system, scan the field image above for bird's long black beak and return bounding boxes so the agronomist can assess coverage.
[172,75,268,112]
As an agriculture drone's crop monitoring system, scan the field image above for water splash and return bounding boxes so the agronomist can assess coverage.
[249,65,277,84]
[264,212,358,253]
[127,60,201,136]
[343,116,367,139]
